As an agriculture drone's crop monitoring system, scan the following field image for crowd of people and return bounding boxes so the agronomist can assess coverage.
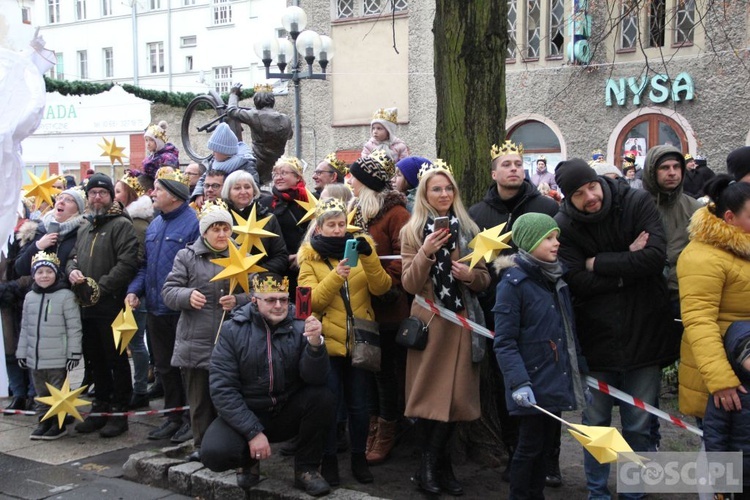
[4,99,750,499]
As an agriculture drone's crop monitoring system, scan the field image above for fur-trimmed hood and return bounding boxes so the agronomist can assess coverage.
[16,219,39,246]
[297,233,377,263]
[689,206,750,259]
[126,195,154,221]
[492,254,517,274]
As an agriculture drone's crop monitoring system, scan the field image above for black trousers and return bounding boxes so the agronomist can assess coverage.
[202,385,335,474]
[510,412,560,500]
[82,314,132,407]
[147,314,187,423]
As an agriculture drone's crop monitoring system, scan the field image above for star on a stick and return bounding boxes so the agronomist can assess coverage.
[35,376,89,428]
[211,238,267,294]
[569,423,645,466]
[98,137,128,165]
[22,169,62,210]
[458,222,513,270]
[232,204,278,254]
[112,303,139,354]
[295,188,319,225]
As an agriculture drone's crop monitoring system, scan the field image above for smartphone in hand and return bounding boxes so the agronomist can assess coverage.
[295,286,312,319]
[433,216,449,232]
[47,221,61,234]
[343,239,359,267]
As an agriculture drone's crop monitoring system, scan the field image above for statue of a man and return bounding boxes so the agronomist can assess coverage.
[226,84,293,185]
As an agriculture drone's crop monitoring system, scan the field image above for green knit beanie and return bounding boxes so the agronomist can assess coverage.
[512,213,560,253]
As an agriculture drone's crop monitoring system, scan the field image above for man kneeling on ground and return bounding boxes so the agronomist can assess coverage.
[201,272,334,496]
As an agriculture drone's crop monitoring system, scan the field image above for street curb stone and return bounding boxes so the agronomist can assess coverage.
[168,460,205,495]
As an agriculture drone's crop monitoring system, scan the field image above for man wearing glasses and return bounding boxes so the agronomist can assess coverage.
[202,272,334,496]
[183,162,204,196]
[312,154,347,198]
[67,173,139,438]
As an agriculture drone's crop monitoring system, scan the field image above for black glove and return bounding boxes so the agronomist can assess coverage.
[66,359,80,371]
[18,358,27,369]
[355,236,373,257]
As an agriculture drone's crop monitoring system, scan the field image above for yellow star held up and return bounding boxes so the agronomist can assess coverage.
[458,222,513,270]
[569,423,645,466]
[211,238,267,294]
[112,303,139,354]
[35,375,90,428]
[232,204,278,254]
[295,188,319,225]
[22,169,62,210]
[98,137,128,165]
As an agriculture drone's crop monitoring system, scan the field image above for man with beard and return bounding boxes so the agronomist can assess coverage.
[468,140,559,485]
[530,156,557,190]
[554,160,676,500]
[67,173,139,438]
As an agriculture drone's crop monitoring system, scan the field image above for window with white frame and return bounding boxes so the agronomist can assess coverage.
[102,0,112,16]
[149,0,161,9]
[526,0,541,59]
[181,35,197,47]
[186,56,194,72]
[549,0,564,57]
[334,0,407,19]
[148,42,165,73]
[103,47,114,78]
[674,0,695,45]
[507,0,517,60]
[77,50,88,79]
[22,7,32,24]
[648,0,666,47]
[213,0,232,25]
[619,1,638,50]
[213,66,232,93]
[76,0,87,20]
[48,0,60,23]
[55,54,64,79]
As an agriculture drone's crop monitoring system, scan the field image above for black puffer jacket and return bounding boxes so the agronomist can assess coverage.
[209,302,329,441]
[228,200,289,276]
[554,176,678,371]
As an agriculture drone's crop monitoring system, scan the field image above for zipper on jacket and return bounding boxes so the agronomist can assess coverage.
[265,323,277,406]
[44,299,50,322]
[344,281,352,356]
[35,293,45,370]
[89,232,99,259]
[549,340,558,363]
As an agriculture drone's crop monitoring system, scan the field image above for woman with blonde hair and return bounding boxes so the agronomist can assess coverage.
[400,163,490,495]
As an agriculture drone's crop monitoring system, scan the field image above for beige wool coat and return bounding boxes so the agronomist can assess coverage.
[401,236,490,422]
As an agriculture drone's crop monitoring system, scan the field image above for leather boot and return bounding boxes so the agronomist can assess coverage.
[100,405,128,438]
[366,417,397,464]
[351,452,374,484]
[544,447,563,487]
[415,450,441,494]
[438,453,464,496]
[365,416,378,454]
[75,401,109,434]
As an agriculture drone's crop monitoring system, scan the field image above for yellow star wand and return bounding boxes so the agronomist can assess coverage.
[232,204,278,254]
[295,188,319,225]
[35,376,90,428]
[112,303,139,354]
[458,222,513,270]
[98,137,128,165]
[22,169,62,210]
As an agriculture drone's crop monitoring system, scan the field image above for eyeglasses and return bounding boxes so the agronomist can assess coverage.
[205,183,223,190]
[273,170,297,178]
[313,169,335,175]
[429,186,455,194]
[184,172,200,177]
[88,189,111,199]
[259,297,289,305]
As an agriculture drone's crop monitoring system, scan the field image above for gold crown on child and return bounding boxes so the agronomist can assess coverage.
[418,159,454,181]
[252,274,290,293]
[156,169,189,186]
[254,83,274,93]
[491,140,524,160]
[199,198,229,219]
[31,251,60,268]
[372,108,398,124]
[121,171,145,198]
[369,149,396,178]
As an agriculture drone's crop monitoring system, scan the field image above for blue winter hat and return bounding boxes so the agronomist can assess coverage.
[396,156,431,189]
[207,123,238,156]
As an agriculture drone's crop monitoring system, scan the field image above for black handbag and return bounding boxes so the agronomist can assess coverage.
[396,314,434,350]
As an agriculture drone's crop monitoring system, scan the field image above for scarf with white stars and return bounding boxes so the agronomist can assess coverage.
[423,211,463,312]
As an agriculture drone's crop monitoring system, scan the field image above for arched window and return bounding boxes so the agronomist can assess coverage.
[614,114,687,168]
[507,120,563,173]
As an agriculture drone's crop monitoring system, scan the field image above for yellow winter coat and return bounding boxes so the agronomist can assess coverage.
[677,206,750,417]
[297,236,392,358]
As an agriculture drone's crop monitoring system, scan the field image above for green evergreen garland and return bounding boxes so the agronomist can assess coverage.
[43,77,254,108]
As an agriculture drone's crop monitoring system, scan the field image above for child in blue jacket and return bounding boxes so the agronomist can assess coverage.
[493,213,588,500]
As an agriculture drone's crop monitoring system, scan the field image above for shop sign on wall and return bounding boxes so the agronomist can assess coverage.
[605,72,694,107]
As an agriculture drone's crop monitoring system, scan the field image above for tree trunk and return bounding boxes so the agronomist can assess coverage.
[434,1,508,466]
[434,0,507,206]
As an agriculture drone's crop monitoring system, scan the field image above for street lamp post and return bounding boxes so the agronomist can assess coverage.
[253,6,334,159]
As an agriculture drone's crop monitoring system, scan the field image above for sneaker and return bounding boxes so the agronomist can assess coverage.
[6,396,27,411]
[100,416,128,438]
[75,403,109,434]
[30,419,54,440]
[170,422,193,443]
[148,420,181,440]
[295,470,330,497]
[146,381,164,400]
[41,424,67,440]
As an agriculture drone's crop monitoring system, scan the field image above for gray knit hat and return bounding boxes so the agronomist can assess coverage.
[59,187,86,213]
[199,200,233,235]
[207,123,238,156]
[512,213,560,253]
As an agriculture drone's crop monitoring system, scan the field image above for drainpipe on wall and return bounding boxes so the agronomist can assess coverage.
[131,1,139,86]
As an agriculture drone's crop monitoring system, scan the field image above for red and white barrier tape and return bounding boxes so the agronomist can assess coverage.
[2,405,189,417]
[413,294,703,437]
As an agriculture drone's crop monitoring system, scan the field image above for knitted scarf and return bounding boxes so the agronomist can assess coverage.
[310,233,352,260]
[423,211,462,312]
[271,180,307,209]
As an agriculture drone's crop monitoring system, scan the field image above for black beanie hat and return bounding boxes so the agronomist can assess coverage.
[555,158,599,198]
[727,146,750,182]
[85,173,115,199]
[349,156,390,192]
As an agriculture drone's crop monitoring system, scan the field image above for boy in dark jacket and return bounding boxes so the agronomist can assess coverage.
[17,251,82,440]
[493,213,588,500]
[704,321,750,495]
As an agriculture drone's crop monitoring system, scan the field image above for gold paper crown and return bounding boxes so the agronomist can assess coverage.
[372,108,398,124]
[418,159,454,181]
[120,171,145,198]
[254,83,274,93]
[491,140,524,160]
[156,168,189,186]
[252,274,290,293]
[31,251,60,268]
[315,197,347,217]
[325,153,349,175]
[623,152,636,163]
[199,198,229,219]
[684,153,693,161]
[369,149,396,178]
[276,156,304,176]
[145,123,168,142]
[537,155,547,163]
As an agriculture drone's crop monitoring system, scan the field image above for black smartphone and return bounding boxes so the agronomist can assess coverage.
[343,239,359,267]
[47,221,60,234]
[434,216,449,232]
[295,286,312,319]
